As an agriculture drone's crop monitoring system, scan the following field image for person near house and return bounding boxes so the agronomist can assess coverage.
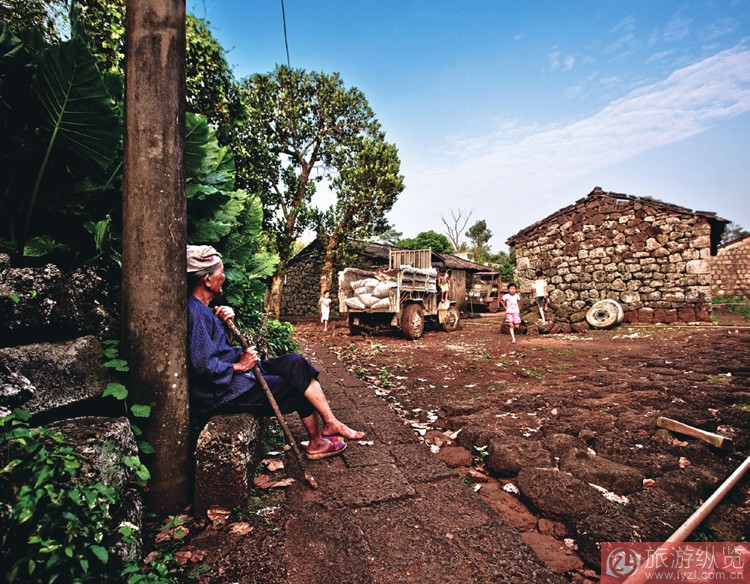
[186,245,364,460]
[318,290,332,331]
[500,282,521,343]
[534,270,549,324]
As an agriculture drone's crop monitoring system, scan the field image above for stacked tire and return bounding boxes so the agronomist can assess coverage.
[585,300,624,329]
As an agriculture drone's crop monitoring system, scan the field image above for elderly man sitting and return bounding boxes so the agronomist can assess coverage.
[186,245,364,460]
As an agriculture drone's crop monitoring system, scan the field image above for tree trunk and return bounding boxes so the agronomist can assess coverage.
[268,272,284,319]
[320,233,339,297]
[122,0,189,515]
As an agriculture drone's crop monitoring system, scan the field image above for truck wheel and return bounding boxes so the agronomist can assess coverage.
[586,300,623,329]
[348,313,362,336]
[401,304,424,340]
[441,306,460,332]
[487,300,499,313]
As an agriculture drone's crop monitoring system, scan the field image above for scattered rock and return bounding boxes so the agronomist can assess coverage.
[486,437,554,476]
[436,445,473,467]
[517,468,609,523]
[521,531,584,574]
[544,433,586,458]
[538,518,569,538]
[560,448,645,494]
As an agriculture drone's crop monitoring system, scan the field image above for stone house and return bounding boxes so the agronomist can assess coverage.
[280,239,489,317]
[711,235,750,300]
[506,187,728,325]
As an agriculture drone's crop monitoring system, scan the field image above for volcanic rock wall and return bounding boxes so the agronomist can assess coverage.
[711,236,750,300]
[510,190,719,326]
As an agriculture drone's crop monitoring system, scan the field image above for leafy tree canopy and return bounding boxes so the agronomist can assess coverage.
[239,65,393,315]
[466,219,493,264]
[0,0,67,40]
[398,230,454,254]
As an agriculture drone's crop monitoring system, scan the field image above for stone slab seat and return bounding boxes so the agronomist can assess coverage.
[193,412,268,518]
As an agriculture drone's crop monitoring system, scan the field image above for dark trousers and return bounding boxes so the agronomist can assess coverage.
[219,353,318,418]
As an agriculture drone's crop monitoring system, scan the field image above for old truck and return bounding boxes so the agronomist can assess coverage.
[337,249,460,339]
[466,271,504,313]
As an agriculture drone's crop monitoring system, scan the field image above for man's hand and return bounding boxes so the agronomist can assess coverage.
[214,305,235,322]
[234,346,260,373]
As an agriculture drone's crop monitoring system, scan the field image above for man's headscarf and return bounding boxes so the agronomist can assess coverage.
[186,245,222,273]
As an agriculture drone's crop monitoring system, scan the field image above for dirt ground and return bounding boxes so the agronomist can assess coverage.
[290,306,750,577]
[143,305,749,583]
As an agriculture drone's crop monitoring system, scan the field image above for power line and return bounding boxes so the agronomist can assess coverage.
[280,0,291,67]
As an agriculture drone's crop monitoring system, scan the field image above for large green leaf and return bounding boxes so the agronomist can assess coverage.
[33,36,121,171]
[23,35,121,239]
[185,112,218,179]
[0,22,24,72]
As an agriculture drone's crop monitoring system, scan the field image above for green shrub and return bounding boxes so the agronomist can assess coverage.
[1,409,120,582]
[0,409,175,583]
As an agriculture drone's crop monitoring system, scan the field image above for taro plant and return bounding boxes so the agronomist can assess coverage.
[0,21,122,263]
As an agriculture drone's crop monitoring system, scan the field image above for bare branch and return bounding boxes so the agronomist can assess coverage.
[441,208,473,251]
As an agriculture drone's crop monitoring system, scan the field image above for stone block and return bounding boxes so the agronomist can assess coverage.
[686,259,710,274]
[0,260,119,347]
[559,448,644,494]
[517,467,608,522]
[0,336,114,415]
[486,437,554,476]
[194,413,265,517]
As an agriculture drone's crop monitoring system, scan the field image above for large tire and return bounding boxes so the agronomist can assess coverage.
[441,305,460,332]
[348,313,362,336]
[487,300,499,313]
[586,300,623,329]
[400,303,424,340]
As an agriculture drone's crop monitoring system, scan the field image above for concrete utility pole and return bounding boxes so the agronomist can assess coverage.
[122,0,189,513]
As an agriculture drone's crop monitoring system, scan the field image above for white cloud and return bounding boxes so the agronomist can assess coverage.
[393,43,750,244]
[664,13,691,42]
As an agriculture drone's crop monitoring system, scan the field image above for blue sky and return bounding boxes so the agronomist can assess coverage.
[189,0,750,252]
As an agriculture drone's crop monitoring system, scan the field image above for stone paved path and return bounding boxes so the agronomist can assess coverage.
[281,339,567,584]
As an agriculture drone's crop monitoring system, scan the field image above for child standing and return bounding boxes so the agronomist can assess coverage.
[501,283,521,343]
[318,290,332,332]
[534,270,549,324]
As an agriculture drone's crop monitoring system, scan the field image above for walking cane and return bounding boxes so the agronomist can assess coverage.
[224,319,319,490]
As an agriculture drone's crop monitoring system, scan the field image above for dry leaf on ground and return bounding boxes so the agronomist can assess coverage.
[229,522,254,535]
[254,474,296,489]
[206,506,231,526]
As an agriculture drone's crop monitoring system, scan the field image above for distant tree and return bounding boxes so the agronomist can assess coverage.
[441,208,472,252]
[398,230,454,254]
[466,220,493,264]
[487,250,515,282]
[721,222,749,245]
[374,223,403,245]
[319,136,404,292]
[240,66,386,317]
[0,0,67,40]
[74,2,244,143]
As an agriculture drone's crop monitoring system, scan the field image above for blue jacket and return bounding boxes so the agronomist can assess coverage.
[187,296,255,413]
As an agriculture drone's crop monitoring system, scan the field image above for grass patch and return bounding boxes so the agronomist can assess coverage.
[521,367,544,379]
[712,296,745,304]
[706,374,732,383]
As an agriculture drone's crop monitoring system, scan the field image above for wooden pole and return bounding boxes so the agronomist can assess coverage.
[122,0,189,513]
[656,416,733,450]
[623,456,750,584]
[224,319,319,490]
